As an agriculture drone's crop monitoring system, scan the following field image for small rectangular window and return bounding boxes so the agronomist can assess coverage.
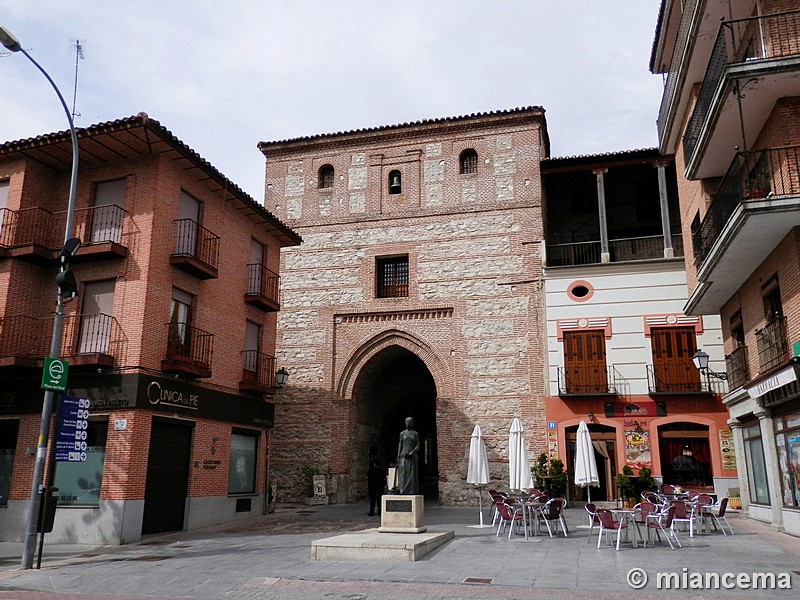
[376,256,408,298]
[228,431,258,495]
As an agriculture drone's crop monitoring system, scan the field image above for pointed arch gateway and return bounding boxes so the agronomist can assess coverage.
[337,329,452,499]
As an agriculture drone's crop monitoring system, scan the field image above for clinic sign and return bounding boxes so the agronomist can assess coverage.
[41,357,69,392]
[55,396,90,462]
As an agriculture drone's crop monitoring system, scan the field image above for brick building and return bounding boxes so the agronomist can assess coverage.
[260,107,550,504]
[651,0,800,534]
[0,114,300,544]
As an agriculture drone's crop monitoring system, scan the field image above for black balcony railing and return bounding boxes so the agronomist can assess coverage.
[61,204,127,245]
[557,365,618,395]
[173,219,220,271]
[656,0,700,143]
[241,350,277,390]
[165,322,213,372]
[0,314,48,358]
[646,364,725,394]
[547,234,682,267]
[59,313,123,358]
[692,146,800,266]
[684,10,800,164]
[245,263,280,309]
[546,241,601,266]
[725,345,749,390]
[0,207,57,249]
[756,316,789,373]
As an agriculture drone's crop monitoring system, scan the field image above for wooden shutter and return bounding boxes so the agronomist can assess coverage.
[564,330,608,394]
[651,327,700,392]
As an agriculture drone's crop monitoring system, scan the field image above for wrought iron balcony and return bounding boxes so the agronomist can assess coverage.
[239,350,277,395]
[692,146,800,267]
[0,207,58,264]
[683,10,800,170]
[725,345,749,391]
[656,0,699,145]
[58,204,129,261]
[244,264,280,311]
[547,234,683,267]
[756,316,789,373]
[162,322,213,378]
[646,364,726,395]
[170,219,219,279]
[59,313,123,368]
[0,314,48,367]
[557,365,619,396]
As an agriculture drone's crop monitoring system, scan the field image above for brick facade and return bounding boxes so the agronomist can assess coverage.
[0,115,299,543]
[260,108,550,503]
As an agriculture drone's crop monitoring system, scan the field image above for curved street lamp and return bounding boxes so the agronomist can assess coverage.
[692,349,728,380]
[1,25,81,569]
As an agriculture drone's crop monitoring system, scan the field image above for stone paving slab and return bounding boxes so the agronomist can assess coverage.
[0,504,799,599]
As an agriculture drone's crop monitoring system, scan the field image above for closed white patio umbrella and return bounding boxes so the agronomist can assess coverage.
[508,418,534,492]
[466,424,492,527]
[574,420,600,502]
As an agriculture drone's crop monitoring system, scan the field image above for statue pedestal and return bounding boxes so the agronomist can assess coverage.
[378,494,426,533]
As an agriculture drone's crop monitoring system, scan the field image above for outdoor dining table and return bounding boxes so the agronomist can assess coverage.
[524,501,547,538]
[611,508,644,548]
[508,498,546,540]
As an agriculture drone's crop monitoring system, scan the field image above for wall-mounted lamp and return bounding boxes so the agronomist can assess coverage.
[275,367,289,387]
[587,411,596,423]
[691,349,727,380]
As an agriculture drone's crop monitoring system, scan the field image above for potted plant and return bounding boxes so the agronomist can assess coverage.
[636,466,655,497]
[615,465,636,507]
[747,169,770,199]
[532,453,567,499]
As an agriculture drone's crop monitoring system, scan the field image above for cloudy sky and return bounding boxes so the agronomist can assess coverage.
[1,1,664,201]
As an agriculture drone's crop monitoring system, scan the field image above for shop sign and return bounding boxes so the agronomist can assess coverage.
[604,401,666,418]
[547,430,558,459]
[746,365,797,399]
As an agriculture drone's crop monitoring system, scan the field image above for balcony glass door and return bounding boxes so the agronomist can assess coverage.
[78,280,115,353]
[91,179,125,243]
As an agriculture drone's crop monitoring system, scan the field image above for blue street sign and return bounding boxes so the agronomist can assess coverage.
[55,396,90,462]
[547,421,557,429]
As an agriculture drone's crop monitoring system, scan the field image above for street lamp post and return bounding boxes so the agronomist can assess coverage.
[0,26,80,569]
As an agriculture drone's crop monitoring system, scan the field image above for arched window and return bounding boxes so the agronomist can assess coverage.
[459,149,478,174]
[388,170,402,194]
[318,165,334,189]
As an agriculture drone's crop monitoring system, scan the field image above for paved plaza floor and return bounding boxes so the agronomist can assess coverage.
[0,503,798,599]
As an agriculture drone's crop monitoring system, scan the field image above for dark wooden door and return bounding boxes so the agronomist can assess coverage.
[141,420,193,535]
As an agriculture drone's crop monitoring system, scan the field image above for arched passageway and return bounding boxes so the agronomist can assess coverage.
[351,344,439,499]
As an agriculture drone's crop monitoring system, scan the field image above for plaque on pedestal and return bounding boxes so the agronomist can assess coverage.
[379,494,426,533]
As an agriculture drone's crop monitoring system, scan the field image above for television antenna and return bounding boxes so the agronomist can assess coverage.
[71,39,84,119]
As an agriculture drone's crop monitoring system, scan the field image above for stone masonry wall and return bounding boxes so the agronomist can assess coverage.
[263,110,549,504]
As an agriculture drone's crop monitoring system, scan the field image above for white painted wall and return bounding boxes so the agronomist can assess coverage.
[544,260,725,396]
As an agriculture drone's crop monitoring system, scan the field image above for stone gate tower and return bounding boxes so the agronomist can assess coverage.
[259,107,550,503]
